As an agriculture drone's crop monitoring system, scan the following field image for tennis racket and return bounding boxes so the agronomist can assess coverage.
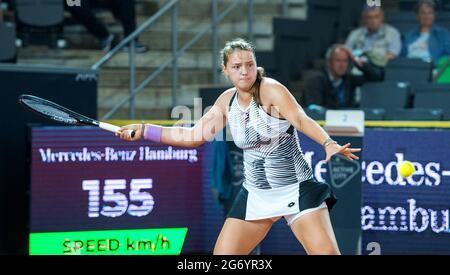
[18,94,135,138]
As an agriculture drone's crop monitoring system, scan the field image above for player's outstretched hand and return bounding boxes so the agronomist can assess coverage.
[325,142,361,162]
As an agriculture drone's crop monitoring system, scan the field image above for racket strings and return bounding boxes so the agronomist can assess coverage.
[22,99,79,124]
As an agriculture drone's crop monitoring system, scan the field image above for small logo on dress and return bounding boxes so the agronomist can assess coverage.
[288,202,295,207]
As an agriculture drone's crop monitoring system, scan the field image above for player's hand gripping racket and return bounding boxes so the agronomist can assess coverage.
[18,94,135,138]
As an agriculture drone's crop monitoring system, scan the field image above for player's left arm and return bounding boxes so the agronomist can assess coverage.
[263,79,360,162]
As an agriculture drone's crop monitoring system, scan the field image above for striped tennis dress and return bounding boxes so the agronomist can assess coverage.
[226,91,336,222]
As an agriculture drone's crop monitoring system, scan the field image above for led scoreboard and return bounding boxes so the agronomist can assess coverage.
[28,126,205,255]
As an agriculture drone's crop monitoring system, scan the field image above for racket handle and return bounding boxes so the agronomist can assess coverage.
[99,122,135,138]
[99,122,121,133]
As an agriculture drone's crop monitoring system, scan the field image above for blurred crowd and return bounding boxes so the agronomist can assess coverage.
[303,0,450,110]
[0,0,449,117]
[0,0,148,55]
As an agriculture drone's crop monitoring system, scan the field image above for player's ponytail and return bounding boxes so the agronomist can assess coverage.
[252,66,265,106]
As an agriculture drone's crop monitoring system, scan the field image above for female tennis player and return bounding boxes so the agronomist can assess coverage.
[116,38,360,255]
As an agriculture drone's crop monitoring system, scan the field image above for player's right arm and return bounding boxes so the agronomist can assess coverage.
[117,89,233,148]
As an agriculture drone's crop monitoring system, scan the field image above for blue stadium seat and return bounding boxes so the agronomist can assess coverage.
[0,22,16,62]
[360,82,411,110]
[361,108,386,120]
[414,91,450,110]
[412,83,450,94]
[443,111,450,121]
[385,108,443,121]
[304,105,327,121]
[435,12,450,30]
[398,0,418,10]
[16,0,64,27]
[15,0,64,47]
[385,11,416,33]
[385,58,433,84]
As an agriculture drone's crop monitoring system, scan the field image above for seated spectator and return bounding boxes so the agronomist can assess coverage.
[401,0,450,63]
[302,44,382,109]
[346,6,402,69]
[66,0,148,53]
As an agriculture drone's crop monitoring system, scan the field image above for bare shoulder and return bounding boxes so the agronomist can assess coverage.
[213,87,236,113]
[260,77,293,101]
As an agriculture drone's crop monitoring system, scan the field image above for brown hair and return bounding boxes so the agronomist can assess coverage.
[415,0,435,14]
[220,38,265,106]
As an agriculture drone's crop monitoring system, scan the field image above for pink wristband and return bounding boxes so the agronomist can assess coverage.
[143,124,162,142]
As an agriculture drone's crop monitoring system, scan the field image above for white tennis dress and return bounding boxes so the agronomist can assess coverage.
[226,90,336,224]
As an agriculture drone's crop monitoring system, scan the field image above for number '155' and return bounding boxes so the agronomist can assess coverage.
[82,179,154,218]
